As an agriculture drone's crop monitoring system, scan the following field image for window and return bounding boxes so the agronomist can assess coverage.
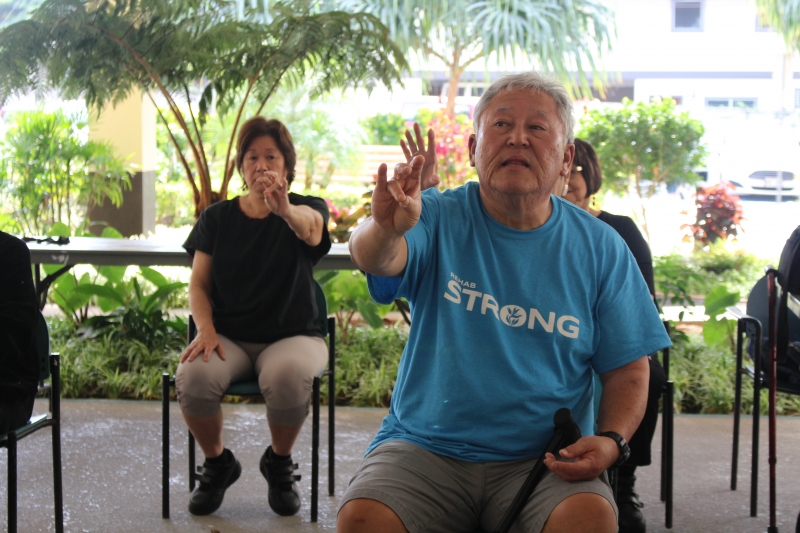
[705,97,757,109]
[673,1,703,31]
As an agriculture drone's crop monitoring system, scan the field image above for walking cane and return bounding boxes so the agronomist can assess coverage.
[493,408,583,533]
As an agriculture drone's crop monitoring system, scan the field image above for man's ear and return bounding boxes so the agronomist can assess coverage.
[468,133,477,168]
[562,141,576,177]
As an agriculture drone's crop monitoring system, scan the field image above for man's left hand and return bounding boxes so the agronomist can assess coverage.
[543,435,619,482]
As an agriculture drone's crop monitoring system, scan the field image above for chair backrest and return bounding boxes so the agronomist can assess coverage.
[35,311,51,382]
[777,225,800,361]
[313,279,328,337]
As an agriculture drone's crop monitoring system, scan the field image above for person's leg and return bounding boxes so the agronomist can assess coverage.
[175,335,252,515]
[617,355,668,533]
[176,335,253,458]
[541,493,617,533]
[253,335,327,515]
[482,459,617,533]
[338,499,408,533]
[337,440,482,533]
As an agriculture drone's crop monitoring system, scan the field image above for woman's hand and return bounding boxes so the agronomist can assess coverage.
[180,329,227,364]
[400,122,439,191]
[258,171,290,217]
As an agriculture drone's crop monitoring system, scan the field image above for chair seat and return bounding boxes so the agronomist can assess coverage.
[742,366,800,395]
[0,414,49,446]
[224,381,261,396]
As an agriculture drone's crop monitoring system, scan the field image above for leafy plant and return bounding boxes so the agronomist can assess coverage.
[0,109,131,235]
[653,253,704,318]
[428,109,477,189]
[325,198,369,243]
[702,285,740,349]
[579,98,707,240]
[686,181,744,247]
[76,272,187,346]
[320,325,407,406]
[343,0,614,114]
[0,0,407,216]
[316,269,392,343]
[360,112,406,145]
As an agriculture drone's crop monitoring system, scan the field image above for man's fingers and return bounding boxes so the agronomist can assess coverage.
[375,163,388,189]
[427,128,435,153]
[217,343,226,361]
[400,139,412,162]
[414,122,426,149]
[405,128,418,154]
[386,179,411,207]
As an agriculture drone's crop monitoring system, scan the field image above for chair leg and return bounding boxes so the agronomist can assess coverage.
[751,374,761,517]
[189,431,196,491]
[311,376,320,523]
[732,321,744,491]
[8,431,17,533]
[328,316,336,497]
[162,373,170,519]
[665,381,674,529]
[52,356,63,533]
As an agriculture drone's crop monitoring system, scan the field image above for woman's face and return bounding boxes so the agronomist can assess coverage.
[564,170,591,211]
[242,135,287,192]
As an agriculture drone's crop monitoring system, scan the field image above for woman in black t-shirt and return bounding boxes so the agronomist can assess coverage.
[177,117,331,517]
[552,138,667,533]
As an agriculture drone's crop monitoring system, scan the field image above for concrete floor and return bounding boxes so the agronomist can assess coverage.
[2,399,800,533]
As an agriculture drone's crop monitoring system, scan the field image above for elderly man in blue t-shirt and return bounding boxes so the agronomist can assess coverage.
[337,72,671,533]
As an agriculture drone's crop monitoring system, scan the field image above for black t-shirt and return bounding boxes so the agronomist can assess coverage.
[597,211,655,295]
[0,232,39,399]
[183,194,331,343]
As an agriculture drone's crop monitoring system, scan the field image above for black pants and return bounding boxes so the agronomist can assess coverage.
[0,387,37,435]
[626,356,668,466]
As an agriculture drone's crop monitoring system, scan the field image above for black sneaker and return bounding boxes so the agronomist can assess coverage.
[616,474,646,533]
[259,445,301,516]
[188,449,242,516]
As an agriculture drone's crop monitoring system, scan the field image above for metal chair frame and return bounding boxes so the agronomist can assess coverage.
[0,312,63,533]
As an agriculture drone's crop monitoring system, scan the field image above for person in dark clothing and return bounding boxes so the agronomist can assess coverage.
[176,117,331,518]
[552,138,668,533]
[0,231,40,434]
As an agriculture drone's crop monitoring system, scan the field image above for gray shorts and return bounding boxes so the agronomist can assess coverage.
[339,440,617,533]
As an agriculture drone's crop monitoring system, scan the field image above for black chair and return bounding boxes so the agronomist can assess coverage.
[659,321,675,530]
[162,280,336,522]
[728,226,800,522]
[1,311,63,533]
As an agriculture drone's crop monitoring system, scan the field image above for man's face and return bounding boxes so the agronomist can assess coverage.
[469,88,573,200]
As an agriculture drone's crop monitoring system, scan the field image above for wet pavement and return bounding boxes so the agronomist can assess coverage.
[2,399,800,532]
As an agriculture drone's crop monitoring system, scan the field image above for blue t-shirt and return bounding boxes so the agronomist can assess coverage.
[366,182,671,462]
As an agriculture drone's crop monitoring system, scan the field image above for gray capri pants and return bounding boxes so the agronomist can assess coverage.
[339,440,617,533]
[176,333,328,427]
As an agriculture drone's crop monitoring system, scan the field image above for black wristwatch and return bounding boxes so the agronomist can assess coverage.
[597,431,631,466]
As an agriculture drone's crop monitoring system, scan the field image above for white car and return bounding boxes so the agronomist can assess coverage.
[729,170,799,197]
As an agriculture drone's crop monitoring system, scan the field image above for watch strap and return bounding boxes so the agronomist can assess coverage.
[597,431,630,466]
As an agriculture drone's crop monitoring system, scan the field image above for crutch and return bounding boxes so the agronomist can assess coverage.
[493,408,583,533]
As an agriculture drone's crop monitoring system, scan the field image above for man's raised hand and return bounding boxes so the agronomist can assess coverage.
[400,122,440,191]
[371,155,425,235]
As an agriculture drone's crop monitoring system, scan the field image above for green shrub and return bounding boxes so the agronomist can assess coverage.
[669,333,800,415]
[360,113,406,145]
[322,325,407,407]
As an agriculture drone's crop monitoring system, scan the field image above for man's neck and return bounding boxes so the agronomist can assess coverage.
[479,188,554,231]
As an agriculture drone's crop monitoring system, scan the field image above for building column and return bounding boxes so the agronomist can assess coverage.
[88,88,157,237]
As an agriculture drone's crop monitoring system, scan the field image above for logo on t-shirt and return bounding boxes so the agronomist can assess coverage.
[443,272,580,338]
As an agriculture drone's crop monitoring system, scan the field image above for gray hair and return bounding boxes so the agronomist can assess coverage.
[472,72,574,143]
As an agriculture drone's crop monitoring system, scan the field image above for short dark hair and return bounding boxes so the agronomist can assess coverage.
[572,138,602,197]
[235,117,297,185]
